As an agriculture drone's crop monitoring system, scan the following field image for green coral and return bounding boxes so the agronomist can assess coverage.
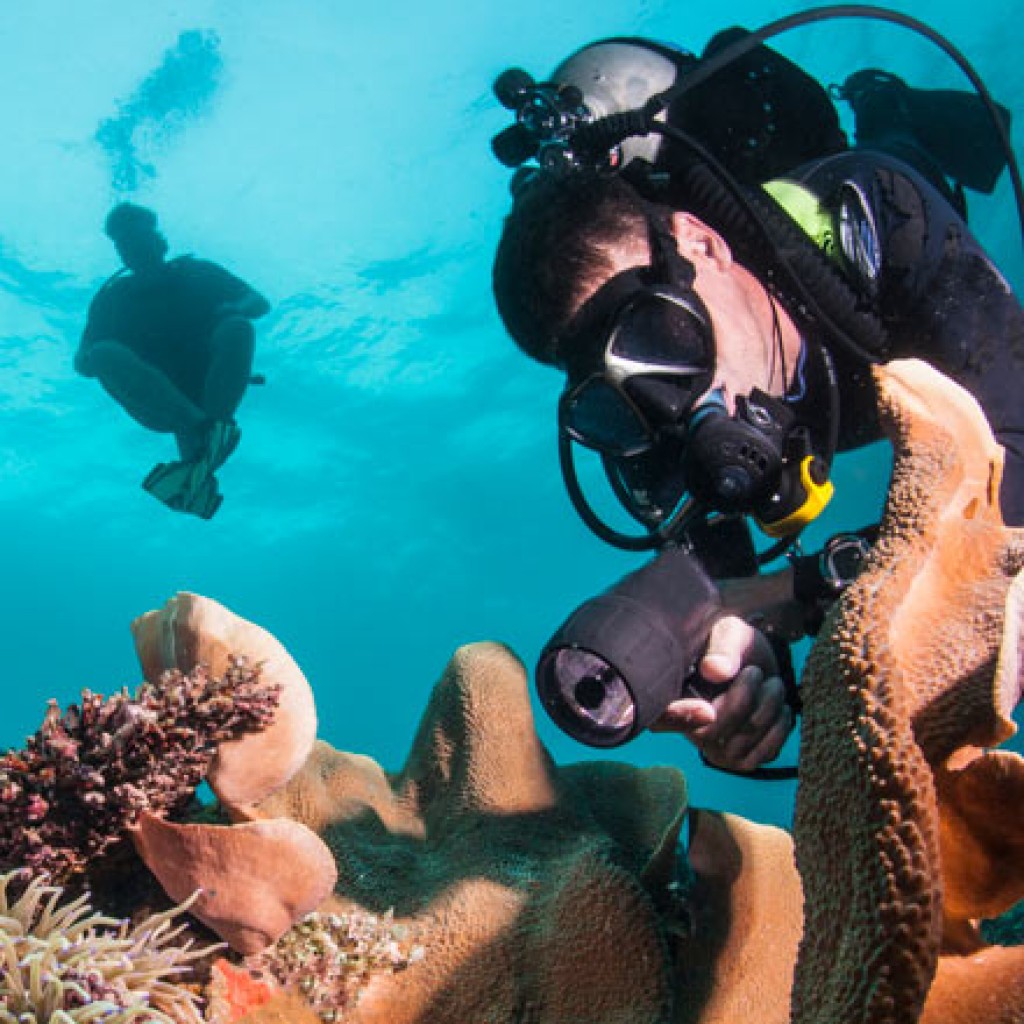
[981,900,1024,946]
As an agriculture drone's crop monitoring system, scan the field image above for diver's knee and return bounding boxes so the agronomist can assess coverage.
[84,340,139,381]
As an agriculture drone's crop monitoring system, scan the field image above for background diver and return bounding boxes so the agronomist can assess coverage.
[75,202,270,519]
[489,17,1023,775]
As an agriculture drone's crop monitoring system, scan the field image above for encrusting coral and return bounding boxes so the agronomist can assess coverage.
[0,657,279,886]
[245,909,425,1019]
[0,870,216,1023]
[792,359,1024,1024]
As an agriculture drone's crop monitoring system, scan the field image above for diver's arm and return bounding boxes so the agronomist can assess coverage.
[217,288,270,320]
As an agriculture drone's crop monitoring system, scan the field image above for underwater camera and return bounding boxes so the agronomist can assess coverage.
[536,545,721,747]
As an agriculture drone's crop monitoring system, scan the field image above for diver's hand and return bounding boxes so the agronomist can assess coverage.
[649,615,794,772]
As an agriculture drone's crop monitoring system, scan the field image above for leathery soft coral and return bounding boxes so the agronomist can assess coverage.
[0,870,218,1024]
[0,656,280,884]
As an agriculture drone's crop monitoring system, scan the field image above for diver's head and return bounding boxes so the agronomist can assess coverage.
[492,171,826,536]
[492,172,797,398]
[104,202,169,271]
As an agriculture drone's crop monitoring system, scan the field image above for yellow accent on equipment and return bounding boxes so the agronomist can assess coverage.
[762,179,835,256]
[757,455,835,538]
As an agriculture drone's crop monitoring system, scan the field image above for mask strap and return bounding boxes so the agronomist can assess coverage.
[644,208,697,288]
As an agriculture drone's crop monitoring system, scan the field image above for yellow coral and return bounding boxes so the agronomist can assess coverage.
[0,871,218,1024]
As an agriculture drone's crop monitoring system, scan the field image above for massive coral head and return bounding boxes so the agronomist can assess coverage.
[793,359,1024,1024]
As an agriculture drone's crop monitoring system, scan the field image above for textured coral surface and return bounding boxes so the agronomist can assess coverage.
[242,640,802,1024]
[251,641,681,1023]
[793,359,1024,1024]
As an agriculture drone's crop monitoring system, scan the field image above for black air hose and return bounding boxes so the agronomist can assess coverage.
[670,158,890,362]
[573,110,653,162]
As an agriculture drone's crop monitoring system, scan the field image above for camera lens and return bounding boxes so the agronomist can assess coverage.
[542,648,636,740]
[574,673,607,710]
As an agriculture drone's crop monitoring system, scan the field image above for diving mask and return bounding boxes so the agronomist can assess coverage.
[557,217,715,458]
[554,214,836,549]
[559,281,715,457]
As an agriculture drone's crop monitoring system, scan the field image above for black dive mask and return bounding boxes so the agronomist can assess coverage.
[556,216,836,551]
[557,216,714,458]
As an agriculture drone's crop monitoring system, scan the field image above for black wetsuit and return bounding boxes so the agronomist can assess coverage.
[788,150,1024,526]
[80,256,254,406]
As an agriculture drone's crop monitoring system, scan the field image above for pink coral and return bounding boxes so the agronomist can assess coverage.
[0,657,279,884]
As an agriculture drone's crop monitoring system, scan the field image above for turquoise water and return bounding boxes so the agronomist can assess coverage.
[0,0,1020,831]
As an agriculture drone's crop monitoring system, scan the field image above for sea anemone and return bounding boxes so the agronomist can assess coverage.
[0,870,219,1023]
[246,909,425,1019]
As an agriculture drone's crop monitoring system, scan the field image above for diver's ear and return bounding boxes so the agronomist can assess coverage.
[671,211,733,271]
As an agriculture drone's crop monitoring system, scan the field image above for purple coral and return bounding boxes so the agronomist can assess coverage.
[0,657,279,883]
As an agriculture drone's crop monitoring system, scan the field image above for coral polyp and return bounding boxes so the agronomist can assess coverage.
[0,871,218,1024]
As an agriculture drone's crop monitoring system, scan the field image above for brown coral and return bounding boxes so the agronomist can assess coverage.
[132,811,338,955]
[128,593,336,956]
[793,358,1024,1023]
[246,640,802,1024]
[132,591,317,812]
[0,658,278,885]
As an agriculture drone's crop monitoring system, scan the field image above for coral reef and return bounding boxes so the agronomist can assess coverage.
[247,643,802,1024]
[132,591,318,812]
[793,359,1024,1024]
[6,358,1023,1022]
[128,593,337,954]
[0,657,279,885]
[0,870,215,1023]
[132,809,338,955]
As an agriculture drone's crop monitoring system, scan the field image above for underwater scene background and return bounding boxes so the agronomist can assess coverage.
[0,0,1021,831]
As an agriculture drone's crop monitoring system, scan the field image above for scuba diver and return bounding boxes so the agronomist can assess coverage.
[489,12,1023,774]
[76,202,270,520]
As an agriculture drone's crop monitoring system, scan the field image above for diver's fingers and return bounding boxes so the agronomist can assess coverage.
[695,669,792,769]
[698,664,766,747]
[650,696,717,733]
[700,615,777,684]
[704,707,794,774]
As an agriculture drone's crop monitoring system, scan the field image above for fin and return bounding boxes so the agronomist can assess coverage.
[143,461,223,520]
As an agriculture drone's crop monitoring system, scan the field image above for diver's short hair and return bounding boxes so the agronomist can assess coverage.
[104,202,159,242]
[491,172,651,365]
